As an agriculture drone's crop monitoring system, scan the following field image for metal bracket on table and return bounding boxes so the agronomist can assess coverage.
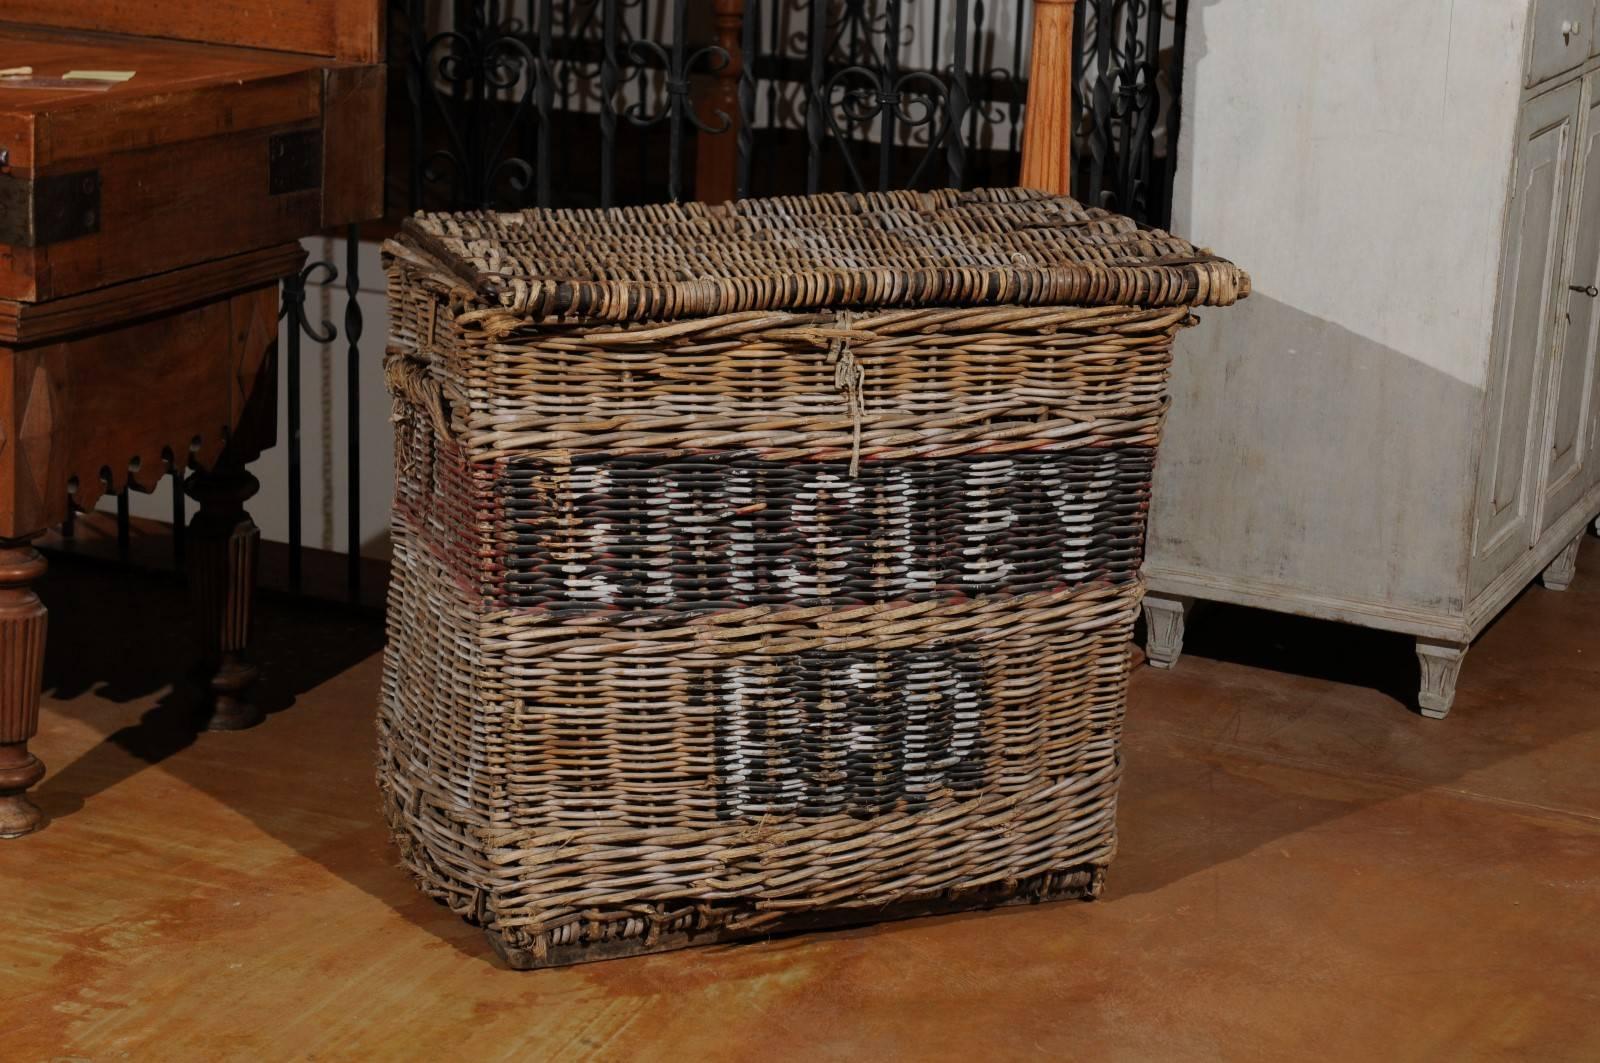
[268,130,323,196]
[0,170,101,247]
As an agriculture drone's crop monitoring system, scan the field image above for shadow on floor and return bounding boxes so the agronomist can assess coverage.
[1137,599,1423,709]
[1151,584,1536,713]
[33,553,387,821]
[28,551,488,959]
[24,536,1600,967]
[1112,536,1600,902]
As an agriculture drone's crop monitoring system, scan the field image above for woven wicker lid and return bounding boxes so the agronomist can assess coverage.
[396,186,1249,324]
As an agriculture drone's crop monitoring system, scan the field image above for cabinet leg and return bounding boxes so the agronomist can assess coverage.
[0,541,47,837]
[1416,637,1469,720]
[187,466,263,731]
[1540,534,1582,591]
[1143,594,1193,669]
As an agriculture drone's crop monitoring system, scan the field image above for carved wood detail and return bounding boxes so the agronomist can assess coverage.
[186,467,263,731]
[1540,533,1582,591]
[0,276,289,538]
[1416,638,1469,721]
[1142,594,1192,670]
[0,542,47,837]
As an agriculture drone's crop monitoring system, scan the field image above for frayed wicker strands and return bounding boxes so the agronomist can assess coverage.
[379,186,1246,968]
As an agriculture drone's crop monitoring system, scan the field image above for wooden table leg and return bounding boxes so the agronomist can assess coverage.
[0,540,47,837]
[186,464,263,731]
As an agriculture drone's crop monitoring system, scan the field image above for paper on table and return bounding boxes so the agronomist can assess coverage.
[0,67,32,77]
[63,70,136,82]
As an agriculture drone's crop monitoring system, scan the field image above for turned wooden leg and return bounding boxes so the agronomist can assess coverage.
[1416,637,1469,720]
[186,466,263,731]
[0,541,47,837]
[1143,594,1193,669]
[1541,534,1582,591]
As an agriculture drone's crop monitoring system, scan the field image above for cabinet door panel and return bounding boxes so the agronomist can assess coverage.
[1542,74,1600,525]
[1472,84,1579,596]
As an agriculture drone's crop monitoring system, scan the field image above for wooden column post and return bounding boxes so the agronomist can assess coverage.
[1019,0,1078,195]
[187,465,263,731]
[694,0,745,203]
[0,540,47,838]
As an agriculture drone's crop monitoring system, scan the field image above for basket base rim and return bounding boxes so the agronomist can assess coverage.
[484,864,1107,971]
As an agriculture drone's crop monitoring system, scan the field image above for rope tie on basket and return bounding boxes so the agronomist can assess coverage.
[385,353,451,479]
[384,354,422,481]
[826,310,866,476]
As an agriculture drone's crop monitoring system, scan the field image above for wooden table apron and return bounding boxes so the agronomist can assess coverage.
[0,247,301,535]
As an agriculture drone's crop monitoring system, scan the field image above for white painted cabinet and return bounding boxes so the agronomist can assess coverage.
[1529,0,1594,86]
[1472,83,1577,594]
[1143,1,1600,718]
[1542,72,1600,529]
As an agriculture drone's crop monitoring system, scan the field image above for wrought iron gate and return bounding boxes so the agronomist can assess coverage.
[1072,0,1186,227]
[388,0,1188,224]
[101,0,1189,604]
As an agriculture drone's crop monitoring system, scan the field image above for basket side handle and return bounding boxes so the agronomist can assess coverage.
[384,349,455,443]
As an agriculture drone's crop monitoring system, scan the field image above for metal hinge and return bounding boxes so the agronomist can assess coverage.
[0,170,101,247]
[268,130,323,196]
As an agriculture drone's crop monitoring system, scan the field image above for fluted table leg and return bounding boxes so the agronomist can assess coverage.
[187,466,262,731]
[0,541,47,838]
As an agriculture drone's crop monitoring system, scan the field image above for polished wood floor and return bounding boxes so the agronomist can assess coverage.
[3,539,1598,1060]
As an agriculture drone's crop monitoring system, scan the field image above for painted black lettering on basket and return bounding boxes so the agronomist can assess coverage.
[702,647,989,821]
[496,449,1153,611]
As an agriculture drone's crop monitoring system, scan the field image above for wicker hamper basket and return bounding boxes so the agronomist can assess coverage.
[378,187,1247,969]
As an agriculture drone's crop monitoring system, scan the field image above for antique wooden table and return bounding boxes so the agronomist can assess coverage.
[0,4,383,836]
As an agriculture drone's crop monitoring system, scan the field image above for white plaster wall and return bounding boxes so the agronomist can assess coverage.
[1172,0,1530,387]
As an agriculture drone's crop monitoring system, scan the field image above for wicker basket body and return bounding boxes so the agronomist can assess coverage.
[379,188,1246,968]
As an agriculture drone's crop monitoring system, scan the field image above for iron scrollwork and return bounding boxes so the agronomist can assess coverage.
[394,0,543,210]
[1073,0,1186,227]
[621,3,733,204]
[387,0,1187,223]
[809,0,954,193]
[279,228,365,599]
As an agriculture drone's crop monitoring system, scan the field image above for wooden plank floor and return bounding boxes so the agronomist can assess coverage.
[2,539,1598,1060]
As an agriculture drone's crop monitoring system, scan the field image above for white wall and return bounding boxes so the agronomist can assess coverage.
[1148,0,1540,611]
[1172,0,1529,387]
